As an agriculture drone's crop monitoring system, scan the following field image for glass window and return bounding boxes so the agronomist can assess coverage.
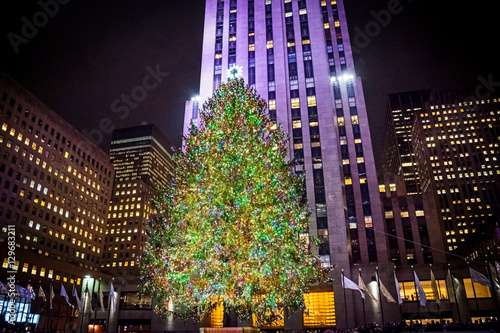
[463,278,492,298]
[303,292,335,327]
[119,292,152,310]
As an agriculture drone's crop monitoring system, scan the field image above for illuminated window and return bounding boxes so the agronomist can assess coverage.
[379,185,385,193]
[303,292,335,327]
[399,280,448,302]
[351,115,359,124]
[385,211,393,219]
[337,117,344,126]
[31,265,38,275]
[268,99,276,110]
[292,120,302,129]
[463,278,492,298]
[345,178,352,185]
[22,263,29,273]
[307,96,317,107]
[389,183,396,192]
[267,40,273,49]
[291,98,300,109]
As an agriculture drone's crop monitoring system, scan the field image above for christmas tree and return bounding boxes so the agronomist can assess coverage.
[139,78,328,325]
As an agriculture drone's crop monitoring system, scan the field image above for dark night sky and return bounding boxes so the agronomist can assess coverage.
[1,0,498,168]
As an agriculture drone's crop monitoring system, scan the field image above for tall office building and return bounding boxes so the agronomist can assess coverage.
[102,125,174,275]
[0,72,114,329]
[383,90,431,194]
[412,91,500,251]
[184,0,389,329]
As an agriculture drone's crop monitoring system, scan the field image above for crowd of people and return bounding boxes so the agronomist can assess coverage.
[323,318,499,332]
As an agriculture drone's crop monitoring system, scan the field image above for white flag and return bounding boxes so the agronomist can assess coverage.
[109,282,117,312]
[488,263,500,290]
[469,267,491,287]
[38,286,46,302]
[358,273,378,302]
[394,272,403,305]
[379,278,396,303]
[50,284,55,309]
[99,288,105,312]
[430,270,440,305]
[342,274,364,299]
[414,271,426,307]
[446,270,460,303]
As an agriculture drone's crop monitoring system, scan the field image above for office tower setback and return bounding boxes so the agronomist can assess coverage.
[184,0,389,329]
[383,90,431,194]
[0,71,114,286]
[102,125,174,275]
[412,92,500,251]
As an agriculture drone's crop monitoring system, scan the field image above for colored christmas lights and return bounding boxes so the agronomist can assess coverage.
[139,78,328,326]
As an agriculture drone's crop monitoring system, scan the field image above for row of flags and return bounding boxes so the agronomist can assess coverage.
[342,266,500,307]
[0,281,118,313]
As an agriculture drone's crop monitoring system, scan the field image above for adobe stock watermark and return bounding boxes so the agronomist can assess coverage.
[462,73,500,108]
[7,0,71,54]
[81,63,169,146]
[6,225,17,325]
[352,0,410,54]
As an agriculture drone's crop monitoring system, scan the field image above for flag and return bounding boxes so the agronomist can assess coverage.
[72,284,82,310]
[109,282,117,312]
[342,274,364,299]
[60,284,74,308]
[358,273,378,302]
[379,278,396,303]
[394,272,403,305]
[414,271,427,307]
[469,267,491,288]
[430,270,440,305]
[38,286,46,302]
[50,284,55,309]
[488,263,500,290]
[26,284,36,300]
[446,270,460,303]
[99,288,105,311]
[0,281,9,294]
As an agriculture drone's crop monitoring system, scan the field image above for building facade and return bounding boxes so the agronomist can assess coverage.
[101,125,174,276]
[383,90,431,195]
[0,72,114,330]
[412,91,500,252]
[183,0,394,329]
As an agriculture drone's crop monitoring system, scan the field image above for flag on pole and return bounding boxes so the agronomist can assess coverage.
[60,284,74,308]
[414,271,427,307]
[342,274,365,299]
[99,287,105,311]
[38,286,46,302]
[72,284,82,310]
[379,278,396,303]
[488,263,500,290]
[50,283,55,309]
[16,285,28,298]
[0,281,8,294]
[446,270,460,303]
[358,273,378,301]
[430,270,441,305]
[26,284,36,300]
[109,282,117,312]
[469,267,491,287]
[394,272,403,305]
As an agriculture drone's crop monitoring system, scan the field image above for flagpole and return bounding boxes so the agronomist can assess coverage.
[411,267,421,323]
[430,266,442,322]
[80,281,89,333]
[93,279,101,333]
[341,270,348,330]
[55,285,64,331]
[359,269,366,326]
[43,282,52,331]
[375,267,385,326]
[447,266,461,322]
[485,260,500,319]
[31,282,40,327]
[394,267,403,323]
[468,263,480,312]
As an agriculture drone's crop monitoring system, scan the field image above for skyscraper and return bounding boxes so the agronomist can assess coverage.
[102,124,174,275]
[184,0,388,328]
[411,91,500,251]
[383,90,431,195]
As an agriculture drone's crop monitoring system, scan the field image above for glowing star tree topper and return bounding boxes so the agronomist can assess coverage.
[226,64,243,80]
[139,78,328,326]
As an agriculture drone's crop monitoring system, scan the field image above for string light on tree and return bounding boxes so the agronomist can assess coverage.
[139,78,328,326]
